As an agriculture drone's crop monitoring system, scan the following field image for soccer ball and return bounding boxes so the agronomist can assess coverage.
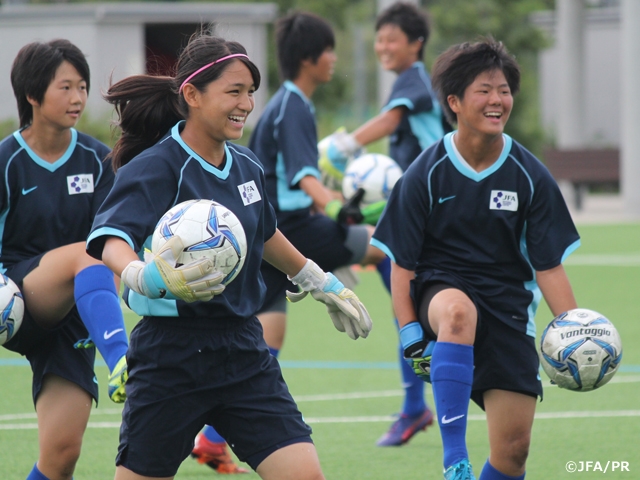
[342,153,403,205]
[0,274,24,345]
[540,308,622,392]
[152,199,247,285]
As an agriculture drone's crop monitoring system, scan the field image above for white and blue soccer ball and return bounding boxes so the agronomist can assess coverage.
[152,199,247,285]
[0,274,24,345]
[342,153,403,206]
[540,308,622,392]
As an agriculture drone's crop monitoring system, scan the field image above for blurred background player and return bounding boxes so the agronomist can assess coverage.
[372,38,580,479]
[0,39,129,480]
[89,33,372,480]
[322,1,448,447]
[192,12,387,469]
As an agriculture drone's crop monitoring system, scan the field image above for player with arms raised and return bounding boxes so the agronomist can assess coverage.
[372,38,580,479]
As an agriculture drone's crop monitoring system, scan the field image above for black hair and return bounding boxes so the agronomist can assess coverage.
[104,34,261,170]
[375,2,430,60]
[275,11,335,81]
[431,37,521,125]
[10,39,91,128]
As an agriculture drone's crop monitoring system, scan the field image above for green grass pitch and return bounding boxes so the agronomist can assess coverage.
[1,222,639,479]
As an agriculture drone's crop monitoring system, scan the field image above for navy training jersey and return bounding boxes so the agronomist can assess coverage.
[384,62,445,171]
[372,132,580,336]
[87,121,277,322]
[0,128,113,271]
[249,81,320,221]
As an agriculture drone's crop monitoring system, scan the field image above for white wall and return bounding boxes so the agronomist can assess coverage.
[0,2,276,127]
[533,8,621,148]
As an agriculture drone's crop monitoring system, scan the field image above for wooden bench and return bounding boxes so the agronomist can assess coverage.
[543,148,619,210]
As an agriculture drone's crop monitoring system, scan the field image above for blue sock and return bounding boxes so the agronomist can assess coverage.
[268,346,280,358]
[431,341,474,469]
[26,463,49,480]
[396,327,426,417]
[480,459,525,479]
[74,265,129,372]
[376,257,391,293]
[203,424,226,443]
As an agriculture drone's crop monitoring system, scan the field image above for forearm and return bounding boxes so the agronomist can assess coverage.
[102,237,139,277]
[299,175,335,211]
[263,229,307,277]
[391,261,417,328]
[352,107,404,146]
[537,264,577,316]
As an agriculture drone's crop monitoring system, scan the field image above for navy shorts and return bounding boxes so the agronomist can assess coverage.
[3,255,98,405]
[260,213,368,313]
[413,275,542,410]
[117,315,312,477]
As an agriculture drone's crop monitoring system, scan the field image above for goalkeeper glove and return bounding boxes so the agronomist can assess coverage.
[399,321,435,383]
[318,128,362,181]
[286,259,372,340]
[121,236,225,303]
[361,200,387,226]
[325,188,365,225]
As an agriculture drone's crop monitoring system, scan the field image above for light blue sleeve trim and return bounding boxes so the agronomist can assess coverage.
[370,238,396,263]
[408,111,445,150]
[126,289,179,316]
[561,239,581,263]
[86,227,135,251]
[382,98,414,113]
[291,166,321,186]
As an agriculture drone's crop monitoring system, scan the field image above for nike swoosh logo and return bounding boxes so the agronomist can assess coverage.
[21,186,38,195]
[438,195,456,204]
[441,414,465,424]
[103,328,124,340]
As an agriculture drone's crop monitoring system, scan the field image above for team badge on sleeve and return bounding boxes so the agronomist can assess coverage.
[489,190,518,211]
[67,174,94,195]
[238,180,262,206]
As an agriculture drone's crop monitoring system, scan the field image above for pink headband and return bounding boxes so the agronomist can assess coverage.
[179,53,249,93]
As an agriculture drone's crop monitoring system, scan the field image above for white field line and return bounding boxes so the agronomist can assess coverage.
[1,376,638,431]
[565,253,640,266]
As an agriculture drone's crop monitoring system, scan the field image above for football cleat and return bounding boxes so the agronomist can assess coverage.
[444,459,476,480]
[376,407,434,446]
[191,432,249,474]
[107,355,128,403]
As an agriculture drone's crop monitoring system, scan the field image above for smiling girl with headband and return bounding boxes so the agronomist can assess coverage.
[86,33,372,480]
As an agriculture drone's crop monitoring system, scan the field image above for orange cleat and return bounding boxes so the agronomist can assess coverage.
[191,432,250,474]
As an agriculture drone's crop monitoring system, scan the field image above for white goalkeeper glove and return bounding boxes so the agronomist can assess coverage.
[318,128,362,181]
[285,259,372,340]
[121,236,225,303]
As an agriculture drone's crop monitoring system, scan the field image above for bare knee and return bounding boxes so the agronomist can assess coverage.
[493,431,531,474]
[39,439,82,479]
[439,301,475,340]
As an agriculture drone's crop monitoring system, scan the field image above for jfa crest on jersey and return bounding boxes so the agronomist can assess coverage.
[489,190,518,211]
[67,174,94,195]
[238,180,261,206]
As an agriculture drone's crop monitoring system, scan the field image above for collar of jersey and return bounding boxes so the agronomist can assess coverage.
[13,128,78,172]
[171,121,232,179]
[443,131,512,182]
[283,80,315,114]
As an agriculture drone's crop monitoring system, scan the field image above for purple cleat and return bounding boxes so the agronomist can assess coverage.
[376,408,434,446]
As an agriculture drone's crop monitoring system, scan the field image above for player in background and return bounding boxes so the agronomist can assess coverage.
[88,33,372,480]
[0,39,129,480]
[322,1,447,447]
[372,38,580,480]
[193,12,386,469]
